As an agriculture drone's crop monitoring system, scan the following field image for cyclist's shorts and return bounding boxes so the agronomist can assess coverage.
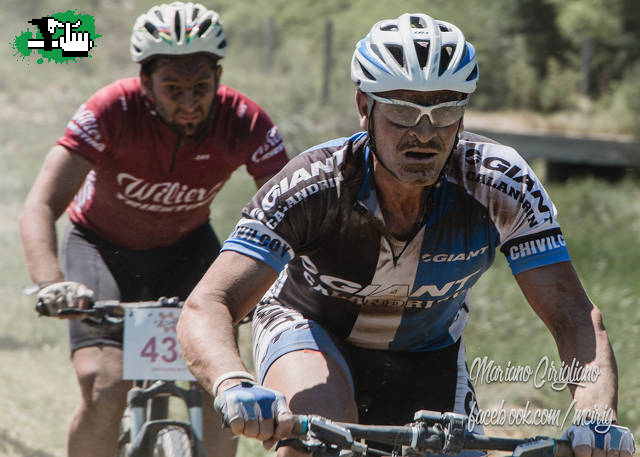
[252,301,483,432]
[62,222,221,354]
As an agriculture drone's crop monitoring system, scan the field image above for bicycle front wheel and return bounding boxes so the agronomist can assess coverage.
[152,426,193,457]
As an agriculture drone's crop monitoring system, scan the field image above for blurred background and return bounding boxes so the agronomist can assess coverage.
[2,1,639,456]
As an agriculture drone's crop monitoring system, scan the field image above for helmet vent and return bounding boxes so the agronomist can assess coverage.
[198,18,212,37]
[414,40,429,68]
[410,16,425,28]
[385,44,404,68]
[154,10,163,21]
[144,22,159,38]
[219,39,227,50]
[370,43,384,61]
[465,65,478,81]
[359,62,375,81]
[439,24,451,32]
[439,45,455,75]
[192,8,200,21]
[381,24,399,32]
[174,11,182,41]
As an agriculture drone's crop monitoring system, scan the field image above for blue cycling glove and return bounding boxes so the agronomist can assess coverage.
[213,381,290,425]
[563,422,636,454]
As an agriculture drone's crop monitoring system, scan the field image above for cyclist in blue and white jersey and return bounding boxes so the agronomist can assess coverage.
[178,13,636,457]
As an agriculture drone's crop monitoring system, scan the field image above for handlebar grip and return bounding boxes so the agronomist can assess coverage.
[555,440,574,457]
[35,299,51,316]
[291,415,309,435]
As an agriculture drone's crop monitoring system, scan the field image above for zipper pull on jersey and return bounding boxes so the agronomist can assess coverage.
[169,135,183,173]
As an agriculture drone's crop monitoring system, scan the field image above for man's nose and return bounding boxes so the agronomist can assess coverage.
[180,90,197,109]
[409,114,438,143]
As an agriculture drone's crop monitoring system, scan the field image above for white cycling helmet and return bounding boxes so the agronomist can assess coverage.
[130,2,226,63]
[351,13,478,94]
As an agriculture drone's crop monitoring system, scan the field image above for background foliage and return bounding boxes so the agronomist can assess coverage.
[1,0,639,456]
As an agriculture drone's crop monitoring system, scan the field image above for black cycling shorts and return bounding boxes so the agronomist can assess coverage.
[253,305,480,428]
[61,222,221,353]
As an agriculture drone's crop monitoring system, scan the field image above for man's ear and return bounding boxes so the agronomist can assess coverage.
[140,72,154,102]
[215,65,223,84]
[355,90,370,131]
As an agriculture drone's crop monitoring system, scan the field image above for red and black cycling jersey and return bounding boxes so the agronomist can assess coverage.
[57,77,288,249]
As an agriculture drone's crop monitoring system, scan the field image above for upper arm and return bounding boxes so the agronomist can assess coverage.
[23,145,93,218]
[514,261,594,338]
[189,250,278,324]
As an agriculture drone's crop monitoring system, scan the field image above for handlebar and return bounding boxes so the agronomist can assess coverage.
[36,297,183,329]
[280,411,573,457]
[36,296,252,326]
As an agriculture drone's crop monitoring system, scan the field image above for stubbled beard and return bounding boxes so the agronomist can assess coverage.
[174,121,199,136]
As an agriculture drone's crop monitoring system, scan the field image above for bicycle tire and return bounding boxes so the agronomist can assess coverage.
[116,410,132,457]
[152,426,193,457]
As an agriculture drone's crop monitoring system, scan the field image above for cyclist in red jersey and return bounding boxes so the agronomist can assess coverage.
[19,3,288,457]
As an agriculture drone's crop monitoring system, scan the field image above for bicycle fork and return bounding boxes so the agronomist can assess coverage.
[126,381,206,457]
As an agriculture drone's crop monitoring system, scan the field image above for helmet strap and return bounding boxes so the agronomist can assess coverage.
[366,100,403,181]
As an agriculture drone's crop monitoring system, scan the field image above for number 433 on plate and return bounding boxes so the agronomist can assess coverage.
[123,308,195,381]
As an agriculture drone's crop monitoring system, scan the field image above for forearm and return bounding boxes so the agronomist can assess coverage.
[178,295,250,394]
[19,145,92,284]
[516,263,620,420]
[19,203,64,283]
[555,306,618,419]
[178,251,278,394]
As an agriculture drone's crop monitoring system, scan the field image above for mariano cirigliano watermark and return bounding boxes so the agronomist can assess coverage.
[465,356,614,432]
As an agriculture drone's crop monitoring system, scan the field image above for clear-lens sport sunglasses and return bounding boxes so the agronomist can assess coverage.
[368,93,469,128]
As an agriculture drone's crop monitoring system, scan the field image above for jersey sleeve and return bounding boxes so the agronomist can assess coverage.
[494,150,571,274]
[222,144,346,273]
[56,83,119,163]
[456,136,572,275]
[240,105,288,180]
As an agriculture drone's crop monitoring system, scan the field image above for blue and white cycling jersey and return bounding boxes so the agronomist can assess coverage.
[223,131,571,352]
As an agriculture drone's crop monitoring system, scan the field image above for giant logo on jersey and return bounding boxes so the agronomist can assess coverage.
[299,255,481,310]
[115,172,222,212]
[465,154,553,228]
[259,150,345,229]
[421,246,488,263]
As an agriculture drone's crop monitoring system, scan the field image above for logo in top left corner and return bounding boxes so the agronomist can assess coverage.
[12,10,100,64]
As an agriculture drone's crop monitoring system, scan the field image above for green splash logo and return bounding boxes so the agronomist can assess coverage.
[12,10,100,64]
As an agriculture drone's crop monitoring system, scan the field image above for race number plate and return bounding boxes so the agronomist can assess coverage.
[123,307,195,381]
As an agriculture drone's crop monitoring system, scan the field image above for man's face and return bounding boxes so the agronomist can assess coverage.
[356,89,465,187]
[142,54,221,136]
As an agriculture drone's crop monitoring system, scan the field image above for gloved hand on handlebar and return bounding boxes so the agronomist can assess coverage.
[36,281,94,317]
[213,381,292,447]
[563,422,636,456]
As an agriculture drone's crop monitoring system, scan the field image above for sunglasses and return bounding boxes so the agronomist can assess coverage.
[368,93,468,128]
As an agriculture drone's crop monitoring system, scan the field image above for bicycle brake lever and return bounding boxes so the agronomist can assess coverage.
[57,308,99,317]
[276,437,328,455]
[512,438,556,457]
